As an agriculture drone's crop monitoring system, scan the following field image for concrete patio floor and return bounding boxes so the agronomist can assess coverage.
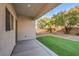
[11,39,57,56]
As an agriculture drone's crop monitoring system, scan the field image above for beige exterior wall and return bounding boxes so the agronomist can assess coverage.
[0,3,36,55]
[17,16,36,41]
[0,3,16,56]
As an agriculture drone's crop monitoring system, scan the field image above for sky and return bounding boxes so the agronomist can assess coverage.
[42,3,79,18]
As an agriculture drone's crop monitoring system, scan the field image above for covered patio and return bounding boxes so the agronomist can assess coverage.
[11,3,59,56]
[0,3,60,56]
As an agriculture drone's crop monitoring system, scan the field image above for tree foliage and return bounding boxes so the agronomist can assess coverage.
[53,6,79,33]
[37,6,79,33]
[37,17,55,33]
[37,18,47,29]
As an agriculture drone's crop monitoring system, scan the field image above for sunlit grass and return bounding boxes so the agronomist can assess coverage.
[37,36,79,56]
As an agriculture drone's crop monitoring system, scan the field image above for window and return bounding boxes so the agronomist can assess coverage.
[6,8,14,31]
[10,14,14,30]
[6,8,10,31]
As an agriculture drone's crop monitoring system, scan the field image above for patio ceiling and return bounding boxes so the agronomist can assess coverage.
[13,3,60,20]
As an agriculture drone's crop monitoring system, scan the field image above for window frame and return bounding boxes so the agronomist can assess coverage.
[5,8,14,31]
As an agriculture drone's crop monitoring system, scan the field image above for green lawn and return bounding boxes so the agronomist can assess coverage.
[37,36,79,56]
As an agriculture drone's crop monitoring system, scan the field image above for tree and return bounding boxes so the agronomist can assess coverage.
[37,17,55,33]
[37,18,47,29]
[53,9,79,34]
[45,18,55,33]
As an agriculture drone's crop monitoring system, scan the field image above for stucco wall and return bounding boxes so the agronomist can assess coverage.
[17,16,36,41]
[0,3,16,56]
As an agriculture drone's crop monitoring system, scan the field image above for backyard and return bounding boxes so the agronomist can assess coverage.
[36,3,79,56]
[37,36,79,56]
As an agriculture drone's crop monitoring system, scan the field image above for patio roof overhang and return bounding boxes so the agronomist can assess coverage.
[13,3,60,20]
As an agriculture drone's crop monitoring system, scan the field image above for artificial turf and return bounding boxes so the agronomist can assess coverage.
[37,36,79,56]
